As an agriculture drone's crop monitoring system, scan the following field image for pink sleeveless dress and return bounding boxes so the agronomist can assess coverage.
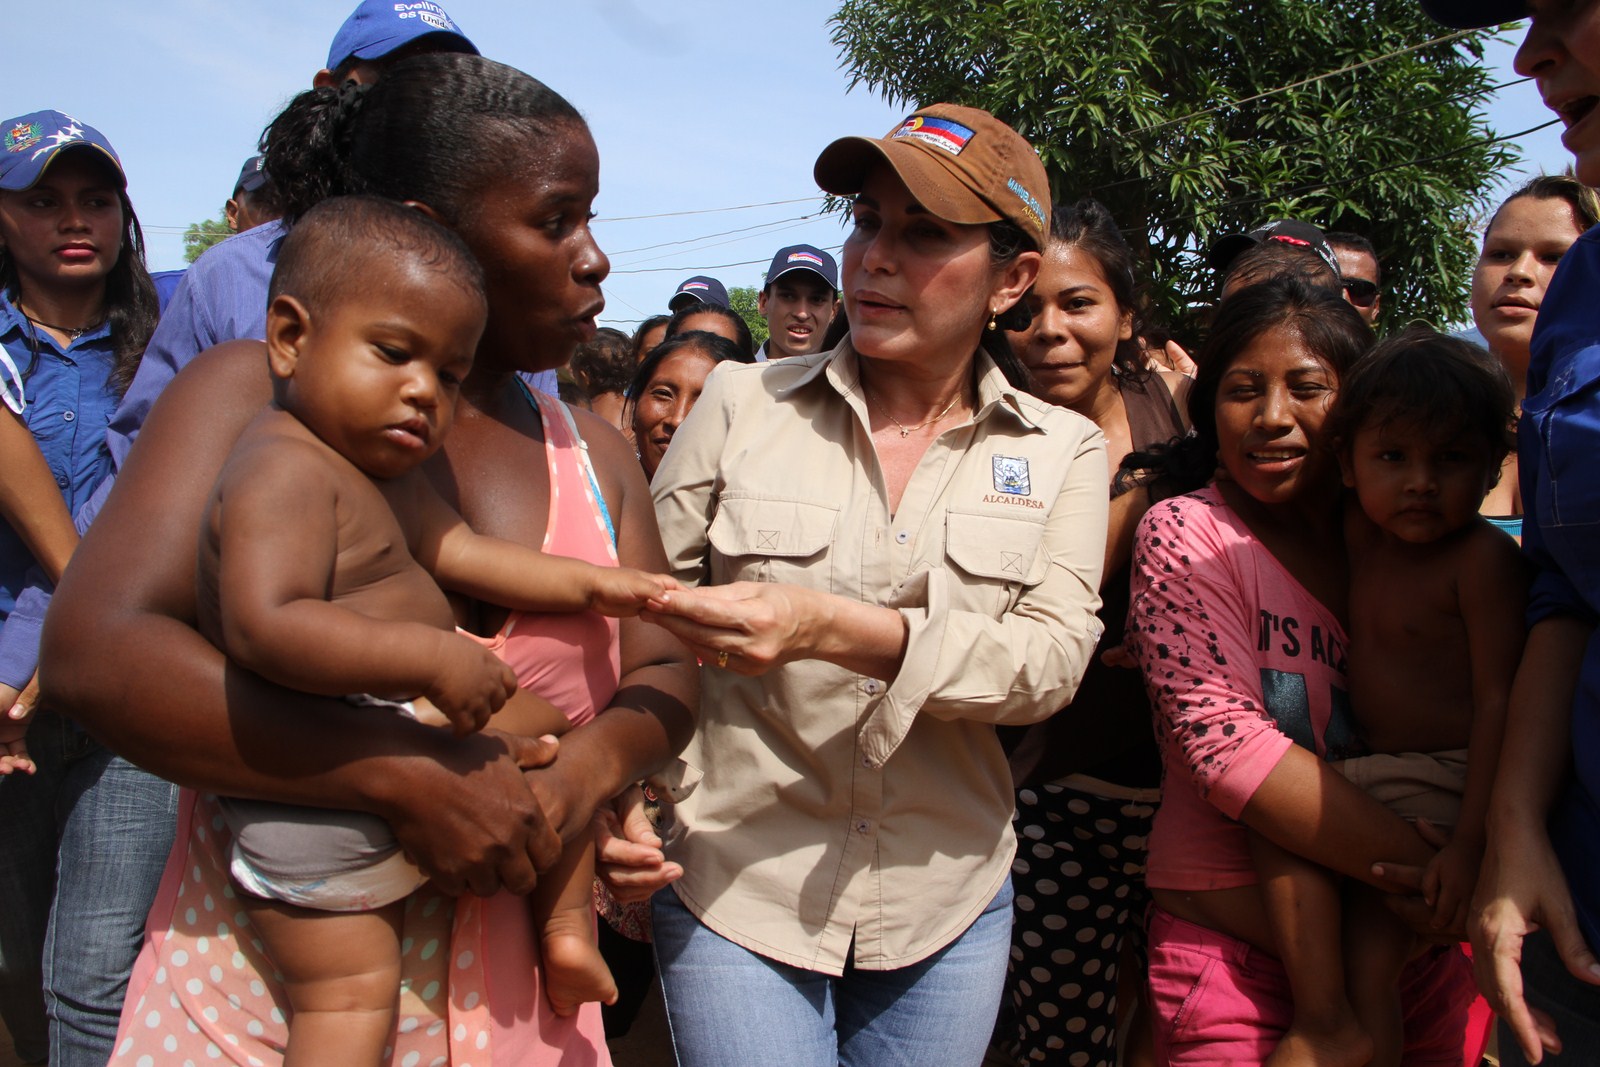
[110,390,619,1066]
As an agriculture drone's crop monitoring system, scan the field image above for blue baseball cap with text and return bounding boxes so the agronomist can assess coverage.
[326,1,477,71]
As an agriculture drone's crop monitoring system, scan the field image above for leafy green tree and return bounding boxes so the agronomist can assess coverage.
[183,208,231,264]
[830,0,1520,333]
[729,285,771,348]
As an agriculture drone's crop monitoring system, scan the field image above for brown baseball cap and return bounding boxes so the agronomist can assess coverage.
[814,103,1051,248]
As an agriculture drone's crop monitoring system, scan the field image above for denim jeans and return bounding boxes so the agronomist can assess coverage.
[652,879,1014,1067]
[0,710,177,1067]
[1498,929,1600,1066]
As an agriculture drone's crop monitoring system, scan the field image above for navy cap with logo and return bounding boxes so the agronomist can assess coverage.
[234,155,268,196]
[0,110,126,192]
[765,245,839,292]
[1208,220,1342,278]
[326,0,478,71]
[669,276,730,311]
[1417,0,1527,27]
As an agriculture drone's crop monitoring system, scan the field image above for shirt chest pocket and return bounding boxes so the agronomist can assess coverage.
[943,510,1050,616]
[708,496,838,588]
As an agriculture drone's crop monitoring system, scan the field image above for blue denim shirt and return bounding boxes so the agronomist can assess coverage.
[1520,221,1600,953]
[0,296,117,665]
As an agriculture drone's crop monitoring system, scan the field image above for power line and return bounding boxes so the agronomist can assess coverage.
[1131,117,1560,242]
[609,240,846,277]
[596,196,822,223]
[1125,27,1483,140]
[1081,75,1535,200]
[613,218,834,271]
[605,213,818,256]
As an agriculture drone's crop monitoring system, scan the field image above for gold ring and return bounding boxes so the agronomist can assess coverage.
[716,650,730,669]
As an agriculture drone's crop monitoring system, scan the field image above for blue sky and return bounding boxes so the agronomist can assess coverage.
[7,4,1561,331]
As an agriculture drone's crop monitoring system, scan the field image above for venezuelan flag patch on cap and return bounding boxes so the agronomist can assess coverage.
[893,115,974,156]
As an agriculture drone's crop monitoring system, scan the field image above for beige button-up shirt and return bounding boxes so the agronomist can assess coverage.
[651,342,1108,974]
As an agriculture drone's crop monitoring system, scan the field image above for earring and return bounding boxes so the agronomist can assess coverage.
[986,310,998,332]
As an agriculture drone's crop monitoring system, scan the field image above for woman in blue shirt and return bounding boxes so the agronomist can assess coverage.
[0,110,167,1067]
[1422,2,1600,1064]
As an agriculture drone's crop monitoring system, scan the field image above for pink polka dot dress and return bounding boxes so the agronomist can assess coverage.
[110,390,618,1065]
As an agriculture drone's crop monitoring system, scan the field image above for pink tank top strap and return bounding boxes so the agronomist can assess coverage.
[528,385,618,565]
[466,385,622,729]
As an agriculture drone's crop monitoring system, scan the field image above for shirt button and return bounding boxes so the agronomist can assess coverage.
[863,679,882,695]
[55,474,69,488]
[61,410,75,422]
[856,820,870,834]
[894,531,909,544]
[862,755,876,769]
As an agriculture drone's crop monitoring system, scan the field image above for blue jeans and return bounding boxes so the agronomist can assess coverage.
[652,880,1014,1067]
[0,710,177,1067]
[1498,929,1600,1066]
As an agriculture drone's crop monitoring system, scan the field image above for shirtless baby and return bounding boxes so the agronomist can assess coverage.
[196,196,667,1065]
[1252,328,1527,1067]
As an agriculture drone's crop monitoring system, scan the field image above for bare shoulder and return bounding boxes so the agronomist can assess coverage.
[217,412,343,497]
[1458,518,1532,591]
[568,402,635,468]
[568,401,650,500]
[167,340,275,413]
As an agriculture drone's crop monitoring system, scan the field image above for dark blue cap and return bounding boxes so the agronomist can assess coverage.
[765,244,839,291]
[0,110,125,192]
[670,276,730,310]
[1418,0,1527,27]
[234,155,267,196]
[325,0,477,71]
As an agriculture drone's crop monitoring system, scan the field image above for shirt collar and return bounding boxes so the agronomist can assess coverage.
[777,336,1047,433]
[0,293,113,350]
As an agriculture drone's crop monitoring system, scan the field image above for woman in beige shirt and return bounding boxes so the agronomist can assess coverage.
[643,104,1109,1066]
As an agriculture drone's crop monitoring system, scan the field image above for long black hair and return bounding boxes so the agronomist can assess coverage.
[1036,198,1152,382]
[622,330,752,430]
[665,303,755,359]
[0,148,158,398]
[1123,277,1372,494]
[263,53,584,227]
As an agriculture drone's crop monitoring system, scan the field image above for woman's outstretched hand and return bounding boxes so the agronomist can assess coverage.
[1469,815,1600,1064]
[642,582,813,675]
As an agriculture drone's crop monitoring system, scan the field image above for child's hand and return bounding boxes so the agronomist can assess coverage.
[0,674,40,775]
[424,634,518,736]
[1422,834,1479,937]
[589,568,678,618]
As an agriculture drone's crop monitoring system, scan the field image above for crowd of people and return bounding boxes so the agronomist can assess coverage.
[1,0,1598,1065]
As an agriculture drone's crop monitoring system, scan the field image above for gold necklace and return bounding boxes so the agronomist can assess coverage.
[865,381,964,438]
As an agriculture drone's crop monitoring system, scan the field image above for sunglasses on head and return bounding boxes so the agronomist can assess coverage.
[1342,278,1379,308]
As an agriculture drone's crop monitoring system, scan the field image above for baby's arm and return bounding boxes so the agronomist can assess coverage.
[212,444,515,733]
[411,476,673,618]
[1424,532,1529,929]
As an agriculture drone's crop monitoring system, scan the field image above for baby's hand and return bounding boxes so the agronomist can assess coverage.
[588,568,678,618]
[0,674,39,775]
[424,634,518,736]
[1421,836,1479,937]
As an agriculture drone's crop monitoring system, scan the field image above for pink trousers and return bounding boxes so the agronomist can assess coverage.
[1145,906,1475,1067]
